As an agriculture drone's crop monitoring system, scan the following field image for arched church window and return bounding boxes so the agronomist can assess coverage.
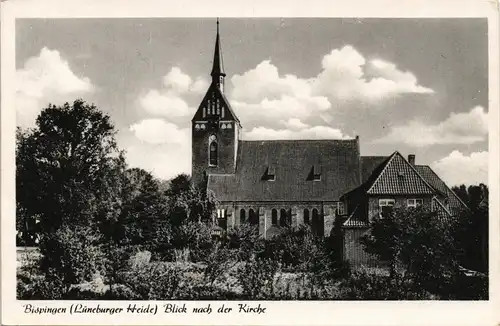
[249,209,259,225]
[240,209,246,224]
[195,124,200,130]
[201,124,206,130]
[209,136,218,166]
[271,209,278,225]
[303,209,310,225]
[226,123,232,129]
[221,107,225,118]
[221,124,226,129]
[217,107,220,115]
[279,209,288,227]
[203,107,206,117]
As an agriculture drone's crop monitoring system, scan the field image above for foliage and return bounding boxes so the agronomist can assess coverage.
[16,100,121,234]
[226,222,264,261]
[38,224,106,294]
[171,220,215,262]
[360,206,463,294]
[452,183,488,211]
[118,262,183,300]
[203,245,236,285]
[236,256,281,299]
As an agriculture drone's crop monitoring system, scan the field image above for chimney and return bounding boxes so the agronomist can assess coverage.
[408,154,416,166]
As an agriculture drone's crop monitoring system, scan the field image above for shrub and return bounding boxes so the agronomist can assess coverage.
[236,256,281,299]
[38,225,106,295]
[118,262,182,300]
[226,223,264,261]
[203,246,236,286]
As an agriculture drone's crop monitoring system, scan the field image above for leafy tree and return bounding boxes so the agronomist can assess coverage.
[165,174,218,226]
[361,207,462,294]
[16,99,122,233]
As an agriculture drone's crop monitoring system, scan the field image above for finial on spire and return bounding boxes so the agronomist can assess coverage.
[211,17,226,92]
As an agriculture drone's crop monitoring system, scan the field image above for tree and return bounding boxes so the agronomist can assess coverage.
[165,174,218,226]
[16,99,125,293]
[361,207,462,294]
[16,99,122,233]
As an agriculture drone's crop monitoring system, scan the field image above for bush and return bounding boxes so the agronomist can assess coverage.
[38,225,106,295]
[118,262,183,300]
[338,268,439,300]
[226,223,264,261]
[236,256,281,299]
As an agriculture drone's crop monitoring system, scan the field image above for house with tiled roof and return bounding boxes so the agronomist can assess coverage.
[191,22,469,266]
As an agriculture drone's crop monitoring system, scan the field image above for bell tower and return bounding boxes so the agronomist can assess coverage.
[191,19,241,187]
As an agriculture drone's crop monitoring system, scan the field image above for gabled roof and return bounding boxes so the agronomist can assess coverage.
[366,152,436,195]
[415,165,470,215]
[191,83,240,123]
[207,138,361,202]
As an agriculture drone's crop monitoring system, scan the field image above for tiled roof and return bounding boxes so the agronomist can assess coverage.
[207,138,361,202]
[366,152,436,195]
[342,206,369,228]
[361,156,388,183]
[432,197,454,222]
[415,165,470,216]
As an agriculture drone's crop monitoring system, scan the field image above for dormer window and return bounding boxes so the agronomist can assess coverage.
[307,165,321,181]
[262,166,275,181]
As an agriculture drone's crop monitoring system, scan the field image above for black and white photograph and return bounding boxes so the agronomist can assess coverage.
[2,1,499,325]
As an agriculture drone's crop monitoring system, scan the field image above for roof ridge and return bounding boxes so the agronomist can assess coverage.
[417,165,470,211]
[432,196,453,217]
[365,152,398,193]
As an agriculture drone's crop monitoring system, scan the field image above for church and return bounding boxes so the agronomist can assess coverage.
[191,22,469,265]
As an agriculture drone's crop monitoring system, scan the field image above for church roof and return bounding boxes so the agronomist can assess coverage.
[207,138,361,202]
[360,156,388,183]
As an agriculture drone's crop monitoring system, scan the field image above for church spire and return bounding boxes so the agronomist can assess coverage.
[211,18,226,92]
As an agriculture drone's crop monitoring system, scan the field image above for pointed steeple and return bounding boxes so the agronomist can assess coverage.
[211,18,226,92]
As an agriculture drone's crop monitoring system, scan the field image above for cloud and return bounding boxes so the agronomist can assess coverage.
[16,47,94,127]
[312,46,434,101]
[140,90,192,118]
[244,125,351,141]
[229,60,331,126]
[138,67,208,119]
[280,118,310,130]
[228,47,432,131]
[373,106,488,147]
[125,143,191,181]
[129,118,189,145]
[431,150,488,186]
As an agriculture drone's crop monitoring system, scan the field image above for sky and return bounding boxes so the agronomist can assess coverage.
[15,18,488,186]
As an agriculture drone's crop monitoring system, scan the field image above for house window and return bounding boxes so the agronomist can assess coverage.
[209,136,218,166]
[407,198,423,208]
[303,209,310,225]
[271,209,278,225]
[240,209,246,224]
[379,199,395,218]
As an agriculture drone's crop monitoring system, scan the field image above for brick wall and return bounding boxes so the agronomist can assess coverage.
[217,201,340,238]
[367,195,433,222]
[192,123,239,185]
[343,227,379,267]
